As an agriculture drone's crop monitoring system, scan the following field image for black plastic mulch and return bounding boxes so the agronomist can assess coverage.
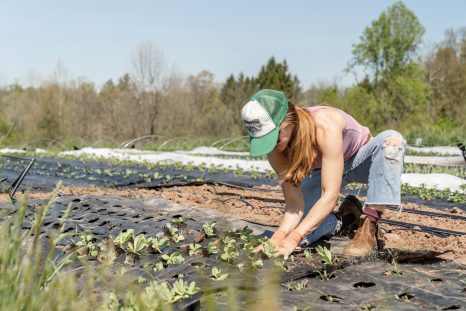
[1,193,464,310]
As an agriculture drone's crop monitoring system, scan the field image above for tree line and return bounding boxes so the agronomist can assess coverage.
[0,2,464,148]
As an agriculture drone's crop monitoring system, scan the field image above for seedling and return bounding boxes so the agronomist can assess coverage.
[220,246,239,263]
[274,259,286,270]
[248,257,263,270]
[148,236,170,253]
[210,267,229,281]
[262,240,277,258]
[161,252,185,264]
[171,217,186,226]
[202,221,217,237]
[238,226,253,241]
[125,234,148,266]
[319,291,341,303]
[286,279,308,291]
[171,279,200,302]
[316,245,336,265]
[303,249,312,258]
[153,261,165,272]
[207,242,220,254]
[222,236,236,248]
[188,244,203,256]
[113,229,134,252]
[76,233,98,257]
[316,269,335,281]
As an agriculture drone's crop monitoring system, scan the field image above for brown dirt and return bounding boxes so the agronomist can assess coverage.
[3,184,465,263]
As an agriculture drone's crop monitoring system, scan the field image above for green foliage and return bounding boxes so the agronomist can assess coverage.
[286,279,308,291]
[316,245,335,265]
[256,57,301,101]
[160,252,185,264]
[148,236,170,253]
[202,221,217,237]
[127,234,148,255]
[348,1,425,83]
[113,229,134,249]
[210,267,229,281]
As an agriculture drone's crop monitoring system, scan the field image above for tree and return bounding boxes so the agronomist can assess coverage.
[255,57,301,101]
[130,42,168,135]
[348,1,425,85]
[220,73,257,128]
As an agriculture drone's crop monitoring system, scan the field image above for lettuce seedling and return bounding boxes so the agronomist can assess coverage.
[316,245,335,265]
[188,244,202,256]
[222,236,236,248]
[171,279,200,302]
[76,233,98,257]
[303,249,312,259]
[148,236,170,253]
[210,267,229,281]
[286,279,308,291]
[125,234,148,266]
[207,242,220,254]
[171,217,186,226]
[262,240,276,258]
[220,246,239,263]
[202,221,217,237]
[161,252,185,264]
[114,229,134,251]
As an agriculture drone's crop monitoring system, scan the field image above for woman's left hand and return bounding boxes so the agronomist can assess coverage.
[277,231,303,259]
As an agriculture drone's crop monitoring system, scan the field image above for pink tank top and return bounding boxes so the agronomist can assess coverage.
[307,106,370,169]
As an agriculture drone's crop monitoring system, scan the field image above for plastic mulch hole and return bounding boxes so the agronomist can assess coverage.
[395,293,414,301]
[441,305,461,310]
[353,282,376,288]
[72,198,81,203]
[429,278,443,283]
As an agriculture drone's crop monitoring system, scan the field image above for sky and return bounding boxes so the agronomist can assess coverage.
[1,0,465,89]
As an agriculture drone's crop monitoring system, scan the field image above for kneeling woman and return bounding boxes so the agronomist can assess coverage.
[241,89,406,258]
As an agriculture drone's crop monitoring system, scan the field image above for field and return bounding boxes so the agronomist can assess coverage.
[0,149,465,310]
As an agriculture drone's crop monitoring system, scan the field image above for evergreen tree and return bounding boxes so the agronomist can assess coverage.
[255,57,301,101]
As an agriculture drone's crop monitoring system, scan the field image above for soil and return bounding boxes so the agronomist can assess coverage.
[5,183,465,263]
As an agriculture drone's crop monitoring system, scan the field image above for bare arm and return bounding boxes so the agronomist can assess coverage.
[293,111,345,237]
[267,149,305,234]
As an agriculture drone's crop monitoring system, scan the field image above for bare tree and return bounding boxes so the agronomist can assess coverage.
[130,42,167,135]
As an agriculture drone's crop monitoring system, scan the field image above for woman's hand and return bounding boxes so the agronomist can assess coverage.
[277,231,304,259]
[253,229,286,253]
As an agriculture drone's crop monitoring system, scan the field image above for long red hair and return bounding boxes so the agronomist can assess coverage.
[281,102,318,187]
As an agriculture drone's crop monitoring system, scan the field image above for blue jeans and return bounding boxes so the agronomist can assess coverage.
[301,130,407,245]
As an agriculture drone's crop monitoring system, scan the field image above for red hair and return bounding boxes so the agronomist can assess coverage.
[280,102,318,187]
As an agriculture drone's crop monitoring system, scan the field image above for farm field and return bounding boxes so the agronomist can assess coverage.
[0,150,465,310]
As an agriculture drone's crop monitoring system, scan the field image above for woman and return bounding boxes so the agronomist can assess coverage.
[241,89,406,258]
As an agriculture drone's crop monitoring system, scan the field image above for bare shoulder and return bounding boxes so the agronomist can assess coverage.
[313,107,345,132]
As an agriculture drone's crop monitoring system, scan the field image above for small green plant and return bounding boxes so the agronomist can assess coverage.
[202,221,217,237]
[262,240,277,258]
[148,236,170,253]
[220,246,239,263]
[188,244,202,256]
[286,279,308,291]
[316,245,335,265]
[210,267,229,281]
[113,229,134,250]
[171,279,200,302]
[303,249,312,259]
[171,217,186,226]
[153,261,165,272]
[75,233,98,257]
[316,269,335,281]
[207,242,220,254]
[161,252,185,264]
[222,236,236,248]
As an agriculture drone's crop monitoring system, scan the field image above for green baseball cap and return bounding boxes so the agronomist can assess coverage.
[241,89,289,157]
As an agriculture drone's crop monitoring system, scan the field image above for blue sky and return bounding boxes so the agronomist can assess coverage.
[1,1,465,88]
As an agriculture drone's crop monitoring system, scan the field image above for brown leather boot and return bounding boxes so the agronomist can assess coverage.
[337,195,363,232]
[342,215,377,257]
